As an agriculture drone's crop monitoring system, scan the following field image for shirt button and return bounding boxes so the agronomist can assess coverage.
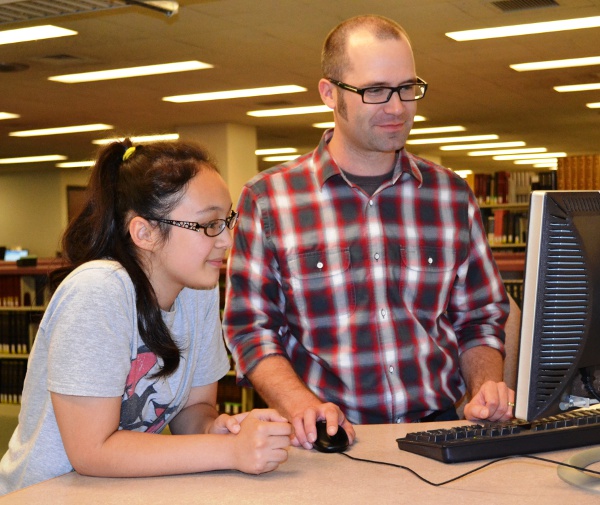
[369,200,374,206]
[380,308,386,318]
[317,261,324,269]
[374,253,380,260]
[428,257,433,264]
[389,365,394,373]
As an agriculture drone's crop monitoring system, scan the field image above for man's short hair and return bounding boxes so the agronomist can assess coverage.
[321,15,411,80]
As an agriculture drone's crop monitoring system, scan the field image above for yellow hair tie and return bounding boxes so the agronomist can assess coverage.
[123,146,136,161]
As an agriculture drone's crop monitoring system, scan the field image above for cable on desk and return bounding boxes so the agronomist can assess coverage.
[339,452,600,487]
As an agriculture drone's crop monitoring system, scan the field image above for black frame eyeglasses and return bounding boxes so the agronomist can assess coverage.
[327,77,428,104]
[148,210,239,237]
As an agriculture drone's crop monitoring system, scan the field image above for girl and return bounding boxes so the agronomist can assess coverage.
[0,140,291,495]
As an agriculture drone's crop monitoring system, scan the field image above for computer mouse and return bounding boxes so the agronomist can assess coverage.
[313,420,349,453]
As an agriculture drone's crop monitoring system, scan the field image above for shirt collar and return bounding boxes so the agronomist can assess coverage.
[313,129,423,189]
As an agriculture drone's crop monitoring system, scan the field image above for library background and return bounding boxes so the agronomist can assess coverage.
[1,0,600,458]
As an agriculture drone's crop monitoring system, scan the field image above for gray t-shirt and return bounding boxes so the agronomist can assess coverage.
[0,260,230,495]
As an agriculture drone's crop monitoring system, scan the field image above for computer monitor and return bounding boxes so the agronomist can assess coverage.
[3,249,29,261]
[515,190,600,421]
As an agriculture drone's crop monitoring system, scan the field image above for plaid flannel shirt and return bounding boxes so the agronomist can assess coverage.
[223,129,508,424]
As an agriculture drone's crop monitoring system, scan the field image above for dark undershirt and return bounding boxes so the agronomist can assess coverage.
[342,168,394,197]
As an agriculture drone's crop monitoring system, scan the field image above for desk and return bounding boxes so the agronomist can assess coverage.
[3,422,599,504]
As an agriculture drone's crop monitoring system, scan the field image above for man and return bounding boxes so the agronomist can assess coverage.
[223,14,513,450]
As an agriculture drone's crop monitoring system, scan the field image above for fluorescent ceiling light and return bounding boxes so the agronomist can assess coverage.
[554,82,600,92]
[468,148,547,157]
[493,152,566,161]
[0,25,77,45]
[247,105,332,117]
[409,126,465,135]
[312,115,425,129]
[262,155,301,162]
[453,170,473,178]
[10,124,113,137]
[446,16,600,41]
[49,61,212,83]
[587,102,600,109]
[93,133,179,145]
[440,141,526,151]
[0,112,20,120]
[533,162,558,168]
[164,85,306,103]
[406,135,499,145]
[56,161,95,168]
[511,56,600,72]
[0,155,67,164]
[514,158,558,165]
[255,148,298,155]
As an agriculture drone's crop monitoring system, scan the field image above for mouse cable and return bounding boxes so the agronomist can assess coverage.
[338,452,600,487]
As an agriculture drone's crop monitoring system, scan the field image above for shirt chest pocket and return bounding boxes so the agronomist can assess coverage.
[286,248,355,317]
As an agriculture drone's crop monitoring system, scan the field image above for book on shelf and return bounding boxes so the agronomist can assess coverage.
[0,274,48,308]
[483,208,529,246]
[474,170,553,205]
[0,357,27,404]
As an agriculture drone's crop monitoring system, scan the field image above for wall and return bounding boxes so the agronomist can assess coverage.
[0,168,90,258]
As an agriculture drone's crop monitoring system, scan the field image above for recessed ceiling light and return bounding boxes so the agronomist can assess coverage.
[0,155,67,164]
[453,169,473,178]
[533,162,558,169]
[446,16,600,41]
[49,61,212,83]
[493,152,566,161]
[263,155,301,162]
[56,161,95,168]
[468,148,547,157]
[164,85,306,103]
[586,102,600,109]
[409,126,465,135]
[255,148,298,155]
[0,112,20,120]
[10,124,113,137]
[440,141,526,151]
[514,158,558,165]
[554,82,600,92]
[247,105,332,117]
[0,25,77,45]
[92,133,179,145]
[406,135,499,145]
[511,56,600,72]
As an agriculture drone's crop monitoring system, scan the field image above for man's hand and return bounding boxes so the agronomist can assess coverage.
[287,401,356,450]
[463,380,515,422]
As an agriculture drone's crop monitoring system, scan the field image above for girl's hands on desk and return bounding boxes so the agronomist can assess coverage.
[229,409,292,474]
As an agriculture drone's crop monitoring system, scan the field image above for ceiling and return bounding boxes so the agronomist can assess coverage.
[1,0,599,176]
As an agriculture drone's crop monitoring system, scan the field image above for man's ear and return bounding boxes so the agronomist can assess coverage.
[129,216,158,252]
[318,78,336,110]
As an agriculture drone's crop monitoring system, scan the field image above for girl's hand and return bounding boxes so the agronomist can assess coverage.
[230,409,292,474]
[208,411,250,435]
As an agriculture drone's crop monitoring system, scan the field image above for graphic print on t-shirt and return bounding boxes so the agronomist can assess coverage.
[121,345,177,433]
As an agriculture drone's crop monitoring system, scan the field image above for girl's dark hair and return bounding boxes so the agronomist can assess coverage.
[50,139,218,377]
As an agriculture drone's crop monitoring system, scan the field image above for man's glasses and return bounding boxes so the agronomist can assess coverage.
[148,210,239,237]
[327,77,427,104]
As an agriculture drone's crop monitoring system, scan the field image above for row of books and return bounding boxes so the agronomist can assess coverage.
[556,155,600,190]
[0,274,48,307]
[0,311,42,355]
[0,358,27,404]
[503,280,524,310]
[482,209,529,246]
[470,170,556,205]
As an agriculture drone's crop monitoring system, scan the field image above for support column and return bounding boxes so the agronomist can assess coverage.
[177,123,257,207]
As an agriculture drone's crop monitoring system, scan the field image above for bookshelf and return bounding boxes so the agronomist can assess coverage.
[0,260,259,412]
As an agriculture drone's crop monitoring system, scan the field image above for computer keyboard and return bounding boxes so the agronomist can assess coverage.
[396,408,600,463]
